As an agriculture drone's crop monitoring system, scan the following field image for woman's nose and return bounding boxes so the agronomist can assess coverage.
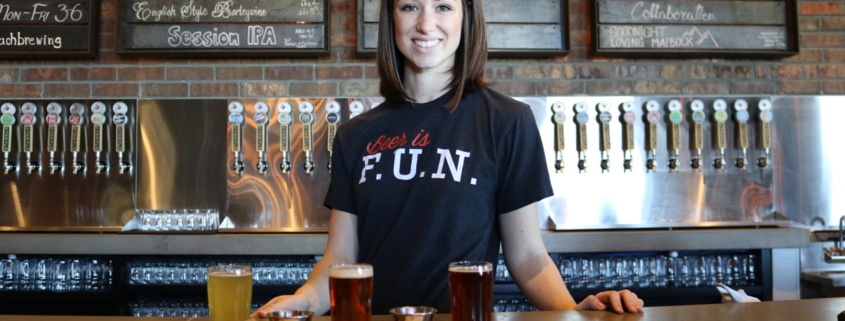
[416,10,436,33]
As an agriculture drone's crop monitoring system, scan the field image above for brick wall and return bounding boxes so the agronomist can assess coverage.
[0,0,843,99]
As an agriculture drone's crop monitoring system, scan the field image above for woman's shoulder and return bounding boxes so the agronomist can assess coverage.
[466,87,533,118]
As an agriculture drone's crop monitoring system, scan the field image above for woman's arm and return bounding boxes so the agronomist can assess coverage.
[253,209,359,317]
[499,202,577,310]
[499,202,643,313]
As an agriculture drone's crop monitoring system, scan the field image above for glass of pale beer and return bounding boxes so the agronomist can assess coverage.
[329,263,373,321]
[208,264,252,321]
[448,261,493,321]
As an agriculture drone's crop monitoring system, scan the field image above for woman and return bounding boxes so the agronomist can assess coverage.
[254,0,643,316]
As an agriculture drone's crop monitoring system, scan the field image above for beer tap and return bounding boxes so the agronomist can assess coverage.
[757,99,774,169]
[228,101,245,175]
[644,100,661,172]
[45,102,63,175]
[689,99,706,170]
[90,102,108,174]
[550,101,566,173]
[596,102,612,173]
[20,102,39,175]
[620,102,636,172]
[112,102,131,175]
[1,103,17,174]
[68,103,86,175]
[573,102,589,173]
[667,100,683,172]
[733,99,750,170]
[253,102,270,175]
[325,101,341,173]
[349,100,365,119]
[712,99,729,170]
[277,102,293,174]
[299,101,316,174]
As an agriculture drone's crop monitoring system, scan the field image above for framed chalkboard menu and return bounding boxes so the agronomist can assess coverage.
[0,0,99,59]
[592,0,799,58]
[358,0,569,58]
[117,0,329,57]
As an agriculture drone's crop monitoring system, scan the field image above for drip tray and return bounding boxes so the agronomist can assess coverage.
[801,270,845,287]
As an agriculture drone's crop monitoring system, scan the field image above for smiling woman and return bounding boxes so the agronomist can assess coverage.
[252,0,643,316]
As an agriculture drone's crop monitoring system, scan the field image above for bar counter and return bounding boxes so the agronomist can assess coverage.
[0,227,810,255]
[1,297,844,321]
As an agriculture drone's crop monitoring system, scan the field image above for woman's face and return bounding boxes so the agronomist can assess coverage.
[393,0,463,73]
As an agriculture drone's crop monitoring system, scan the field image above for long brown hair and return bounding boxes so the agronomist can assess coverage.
[377,0,489,112]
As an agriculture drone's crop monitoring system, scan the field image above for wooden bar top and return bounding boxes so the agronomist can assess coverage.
[1,297,844,321]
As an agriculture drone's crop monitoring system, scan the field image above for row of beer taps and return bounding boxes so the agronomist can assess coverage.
[550,98,774,174]
[228,100,362,176]
[0,101,132,176]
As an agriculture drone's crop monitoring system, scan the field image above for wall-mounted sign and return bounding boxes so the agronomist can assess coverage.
[117,0,329,57]
[592,0,798,58]
[358,0,569,58]
[0,0,99,59]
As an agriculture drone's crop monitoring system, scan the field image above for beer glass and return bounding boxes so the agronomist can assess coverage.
[329,263,373,321]
[207,264,252,321]
[448,261,493,321]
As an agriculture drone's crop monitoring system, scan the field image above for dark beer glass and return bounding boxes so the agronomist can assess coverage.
[329,263,373,321]
[448,261,493,321]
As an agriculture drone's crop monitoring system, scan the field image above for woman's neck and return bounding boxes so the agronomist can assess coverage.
[403,67,453,104]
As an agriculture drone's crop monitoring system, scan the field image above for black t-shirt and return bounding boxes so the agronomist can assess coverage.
[324,87,554,314]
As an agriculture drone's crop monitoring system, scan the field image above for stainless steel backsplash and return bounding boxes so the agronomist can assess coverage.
[0,96,841,232]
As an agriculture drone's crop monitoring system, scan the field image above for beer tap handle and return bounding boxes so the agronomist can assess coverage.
[620,102,636,173]
[713,99,729,170]
[299,101,316,174]
[734,99,750,170]
[46,102,63,175]
[91,101,108,174]
[573,102,589,173]
[112,102,131,175]
[68,103,86,175]
[228,102,245,175]
[277,102,293,174]
[1,103,16,175]
[253,102,270,175]
[597,102,612,173]
[20,102,39,175]
[551,101,566,173]
[690,99,706,170]
[757,99,774,169]
[645,100,661,172]
[667,100,683,172]
[326,101,341,173]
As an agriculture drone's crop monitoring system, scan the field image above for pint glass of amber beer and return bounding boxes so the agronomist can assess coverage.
[448,261,493,321]
[329,263,373,321]
[208,264,252,321]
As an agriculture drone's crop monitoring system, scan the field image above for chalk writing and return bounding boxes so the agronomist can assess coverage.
[119,0,328,55]
[599,25,786,50]
[630,2,715,22]
[123,0,323,23]
[0,2,87,23]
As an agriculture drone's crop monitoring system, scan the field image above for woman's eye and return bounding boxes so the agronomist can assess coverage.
[436,5,452,11]
[399,4,418,12]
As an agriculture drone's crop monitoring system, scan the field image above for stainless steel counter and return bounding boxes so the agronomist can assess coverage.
[0,227,809,255]
[1,297,844,321]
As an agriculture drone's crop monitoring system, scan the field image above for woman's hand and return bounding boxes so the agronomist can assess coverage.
[250,294,311,318]
[575,290,644,314]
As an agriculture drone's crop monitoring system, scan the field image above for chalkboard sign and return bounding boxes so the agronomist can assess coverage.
[0,0,99,59]
[358,0,569,58]
[117,0,329,57]
[592,0,798,58]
